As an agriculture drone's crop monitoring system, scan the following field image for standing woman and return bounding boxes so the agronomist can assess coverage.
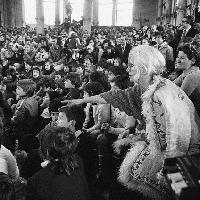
[174,44,200,117]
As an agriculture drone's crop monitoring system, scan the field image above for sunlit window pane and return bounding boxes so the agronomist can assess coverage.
[117,0,132,26]
[24,0,133,26]
[24,0,36,25]
[99,0,112,26]
[70,0,84,21]
[44,0,55,25]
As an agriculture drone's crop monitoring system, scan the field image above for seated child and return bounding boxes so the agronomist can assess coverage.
[11,79,39,148]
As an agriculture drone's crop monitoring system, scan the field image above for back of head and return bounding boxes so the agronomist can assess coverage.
[65,72,81,88]
[17,79,36,97]
[83,82,104,96]
[108,66,127,77]
[38,126,79,175]
[59,105,86,131]
[89,71,110,91]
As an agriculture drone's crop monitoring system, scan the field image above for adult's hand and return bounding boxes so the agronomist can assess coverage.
[61,98,83,105]
[118,129,130,140]
[7,98,14,106]
[101,122,110,131]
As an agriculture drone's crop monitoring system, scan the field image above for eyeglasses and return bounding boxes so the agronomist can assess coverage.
[127,64,137,72]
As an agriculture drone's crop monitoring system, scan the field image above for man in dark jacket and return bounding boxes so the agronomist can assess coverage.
[175,15,198,49]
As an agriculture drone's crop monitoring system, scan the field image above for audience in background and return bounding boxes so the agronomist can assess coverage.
[1,15,200,200]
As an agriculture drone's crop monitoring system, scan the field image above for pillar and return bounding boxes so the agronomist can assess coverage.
[15,0,24,27]
[0,0,22,27]
[63,0,68,22]
[11,0,16,27]
[22,0,25,26]
[0,0,4,26]
[132,0,158,29]
[176,0,187,25]
[36,0,44,35]
[63,0,72,23]
[2,0,8,27]
[2,0,11,27]
[5,0,14,27]
[92,0,99,26]
[55,0,60,26]
[83,0,93,34]
[156,0,162,25]
[167,0,173,24]
[112,0,117,26]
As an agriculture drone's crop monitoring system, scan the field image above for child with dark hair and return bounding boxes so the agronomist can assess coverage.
[82,82,110,134]
[56,105,96,193]
[89,71,111,92]
[40,90,60,129]
[62,72,81,99]
[82,82,112,191]
[11,79,39,147]
[5,68,17,83]
[42,61,53,76]
[31,66,42,84]
[57,105,86,132]
[107,66,130,90]
[83,55,96,75]
[23,62,33,79]
[2,79,16,102]
[4,68,18,93]
[27,126,89,200]
[101,39,115,61]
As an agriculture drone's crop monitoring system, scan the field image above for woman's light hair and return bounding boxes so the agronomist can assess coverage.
[128,45,166,76]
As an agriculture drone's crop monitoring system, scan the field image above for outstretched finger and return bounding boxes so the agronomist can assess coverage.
[61,100,71,104]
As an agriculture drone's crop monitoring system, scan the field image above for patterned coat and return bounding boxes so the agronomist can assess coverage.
[100,77,200,199]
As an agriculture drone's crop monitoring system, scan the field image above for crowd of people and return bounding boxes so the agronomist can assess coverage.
[0,14,200,200]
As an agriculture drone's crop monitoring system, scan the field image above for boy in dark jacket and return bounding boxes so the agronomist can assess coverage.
[11,79,39,148]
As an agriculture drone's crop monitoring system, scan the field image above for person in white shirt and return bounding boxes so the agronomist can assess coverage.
[0,119,19,179]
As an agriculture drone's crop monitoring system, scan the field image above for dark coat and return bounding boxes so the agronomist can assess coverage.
[114,44,132,64]
[174,27,198,49]
[26,155,89,200]
[21,149,43,179]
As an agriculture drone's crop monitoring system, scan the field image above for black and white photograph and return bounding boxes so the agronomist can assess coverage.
[1,0,200,199]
